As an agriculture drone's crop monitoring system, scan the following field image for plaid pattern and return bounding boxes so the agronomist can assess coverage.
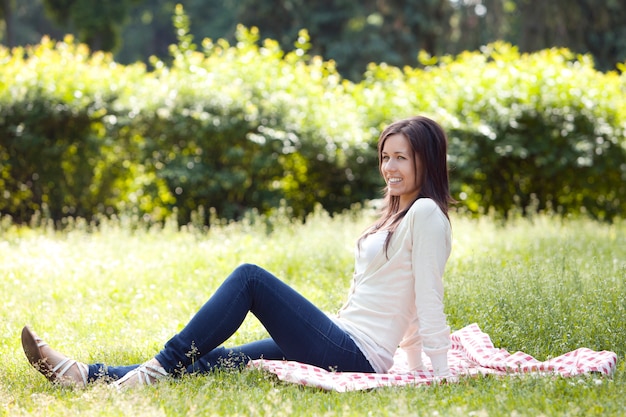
[248,323,617,392]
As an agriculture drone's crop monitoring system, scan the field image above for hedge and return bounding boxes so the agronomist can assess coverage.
[1,17,625,225]
[352,43,626,220]
[0,36,156,222]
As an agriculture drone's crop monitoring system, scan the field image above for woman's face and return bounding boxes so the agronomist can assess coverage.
[381,133,423,210]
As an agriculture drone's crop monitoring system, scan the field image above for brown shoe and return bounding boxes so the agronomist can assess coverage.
[21,326,88,387]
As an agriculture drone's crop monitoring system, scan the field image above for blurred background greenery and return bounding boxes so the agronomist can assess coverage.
[1,1,625,226]
[2,0,626,79]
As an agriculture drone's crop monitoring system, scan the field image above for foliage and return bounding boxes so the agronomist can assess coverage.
[42,0,141,52]
[1,15,625,225]
[0,211,624,416]
[119,0,626,78]
[0,0,67,49]
[0,36,171,223]
[356,43,626,220]
[224,0,458,81]
[509,0,626,71]
[120,9,371,222]
[5,0,626,80]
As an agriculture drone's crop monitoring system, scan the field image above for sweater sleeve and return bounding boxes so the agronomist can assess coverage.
[398,320,424,371]
[409,199,452,376]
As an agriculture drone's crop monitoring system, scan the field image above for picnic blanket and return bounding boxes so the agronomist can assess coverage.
[248,323,617,392]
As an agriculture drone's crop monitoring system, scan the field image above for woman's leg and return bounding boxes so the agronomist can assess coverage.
[87,363,139,381]
[155,263,374,374]
[86,338,284,381]
[90,263,373,384]
[185,338,285,373]
[25,264,372,386]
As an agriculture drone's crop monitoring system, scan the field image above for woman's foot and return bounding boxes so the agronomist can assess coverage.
[114,358,168,389]
[21,326,89,387]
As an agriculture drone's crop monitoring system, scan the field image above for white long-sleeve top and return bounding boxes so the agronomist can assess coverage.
[331,198,452,375]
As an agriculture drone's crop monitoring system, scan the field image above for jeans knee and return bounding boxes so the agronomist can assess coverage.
[235,263,260,276]
[232,263,279,289]
[230,263,264,286]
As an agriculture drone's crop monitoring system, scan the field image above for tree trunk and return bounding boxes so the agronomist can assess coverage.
[0,0,14,47]
[519,0,547,52]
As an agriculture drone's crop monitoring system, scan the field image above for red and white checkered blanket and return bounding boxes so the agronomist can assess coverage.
[248,323,617,392]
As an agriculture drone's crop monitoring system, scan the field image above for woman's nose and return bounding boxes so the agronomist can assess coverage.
[384,159,397,171]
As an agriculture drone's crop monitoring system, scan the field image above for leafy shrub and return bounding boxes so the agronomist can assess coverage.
[121,11,374,223]
[357,43,626,220]
[0,37,159,223]
[1,19,625,225]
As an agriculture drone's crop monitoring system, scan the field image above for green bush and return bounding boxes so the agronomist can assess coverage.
[0,36,169,223]
[1,23,625,225]
[357,43,626,220]
[120,14,374,223]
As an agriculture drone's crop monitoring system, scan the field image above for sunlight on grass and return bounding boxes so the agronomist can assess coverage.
[0,210,624,416]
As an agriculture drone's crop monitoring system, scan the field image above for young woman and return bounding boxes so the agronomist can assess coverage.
[22,115,454,388]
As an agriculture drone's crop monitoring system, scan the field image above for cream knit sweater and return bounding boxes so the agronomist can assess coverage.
[332,198,452,375]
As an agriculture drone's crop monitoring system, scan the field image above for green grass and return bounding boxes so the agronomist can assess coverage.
[1,209,624,416]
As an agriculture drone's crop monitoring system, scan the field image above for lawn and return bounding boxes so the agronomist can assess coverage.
[0,208,624,416]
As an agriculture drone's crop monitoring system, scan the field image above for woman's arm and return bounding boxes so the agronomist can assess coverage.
[409,199,452,376]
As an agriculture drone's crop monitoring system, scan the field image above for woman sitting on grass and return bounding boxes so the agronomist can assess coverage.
[22,115,454,388]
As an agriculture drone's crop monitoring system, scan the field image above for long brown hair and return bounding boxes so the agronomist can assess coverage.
[359,116,453,253]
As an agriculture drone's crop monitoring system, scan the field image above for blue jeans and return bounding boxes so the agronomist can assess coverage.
[87,263,374,381]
